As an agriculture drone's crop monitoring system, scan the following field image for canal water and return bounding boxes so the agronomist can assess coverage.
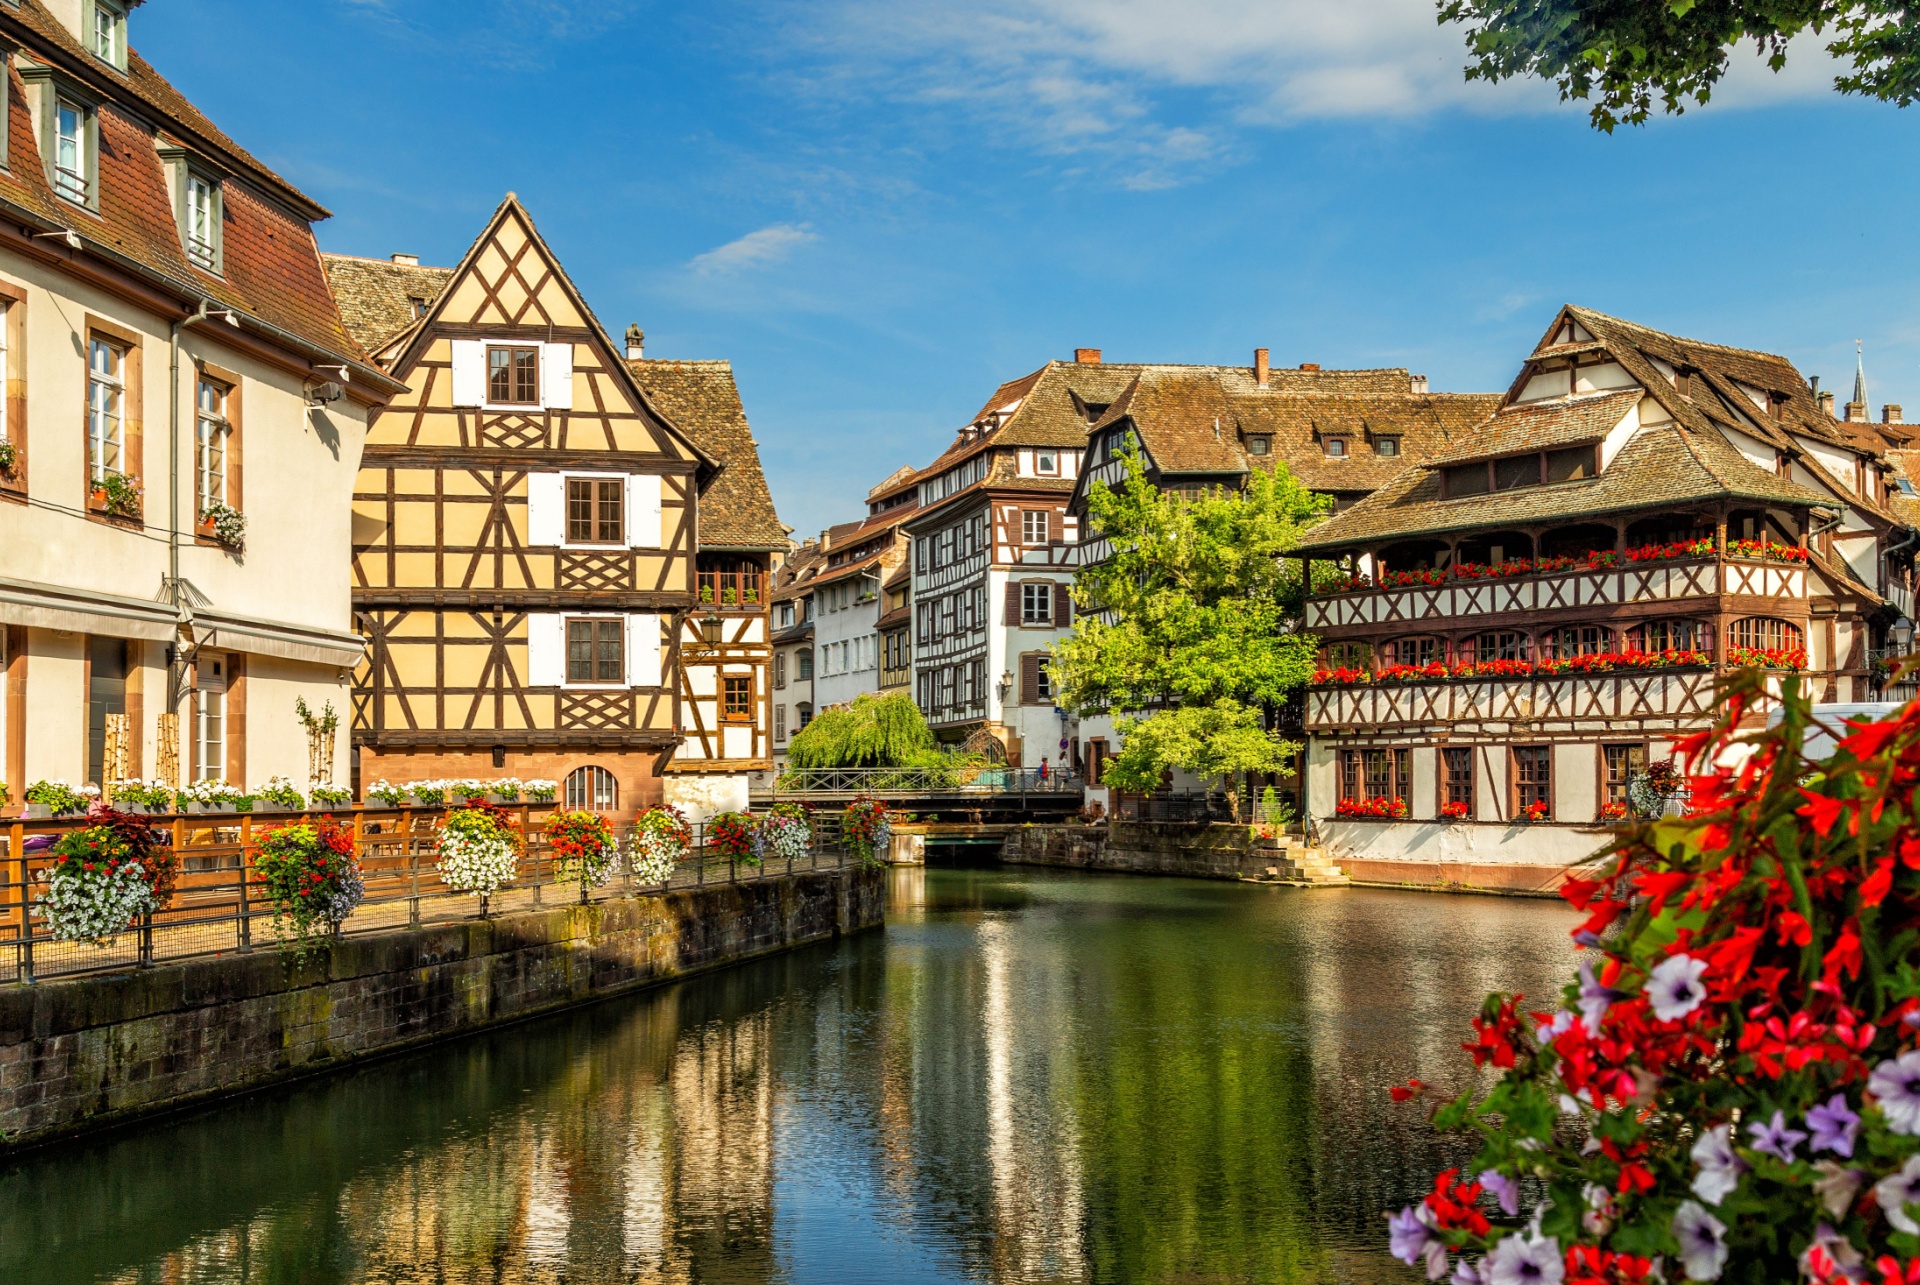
[3,867,1579,1285]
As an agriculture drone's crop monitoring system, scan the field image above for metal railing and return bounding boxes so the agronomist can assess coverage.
[773,765,1082,796]
[696,569,766,607]
[0,806,851,984]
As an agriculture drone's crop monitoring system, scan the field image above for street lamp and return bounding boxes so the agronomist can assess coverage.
[701,611,723,645]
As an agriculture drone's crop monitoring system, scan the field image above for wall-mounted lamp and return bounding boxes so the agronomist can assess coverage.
[701,611,723,645]
[997,670,1014,699]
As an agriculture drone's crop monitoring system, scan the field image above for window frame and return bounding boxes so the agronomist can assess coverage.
[1034,449,1059,476]
[564,615,626,686]
[1602,742,1647,814]
[1022,509,1050,545]
[1336,748,1411,806]
[88,0,127,68]
[1374,436,1401,457]
[182,170,222,274]
[194,372,233,518]
[721,673,754,723]
[0,291,22,498]
[1324,437,1349,458]
[52,94,93,208]
[1246,435,1271,457]
[487,344,541,407]
[565,475,625,545]
[1442,746,1474,815]
[563,765,619,812]
[1020,581,1054,626]
[87,334,126,485]
[1512,745,1553,819]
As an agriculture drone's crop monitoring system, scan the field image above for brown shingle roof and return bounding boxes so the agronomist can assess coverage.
[1425,390,1640,466]
[1297,420,1835,553]
[629,359,787,551]
[322,255,453,355]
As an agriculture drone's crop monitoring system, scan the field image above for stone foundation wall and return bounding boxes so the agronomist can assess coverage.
[0,867,883,1150]
[1002,822,1278,881]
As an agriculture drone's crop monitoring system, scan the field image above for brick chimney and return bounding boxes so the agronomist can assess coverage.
[625,325,645,361]
[1299,362,1321,372]
[1885,404,1904,424]
[1075,348,1102,365]
[1818,390,1837,418]
[1254,348,1270,388]
[390,253,420,266]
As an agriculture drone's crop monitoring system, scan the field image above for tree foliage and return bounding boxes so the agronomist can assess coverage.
[1050,448,1328,810]
[1437,0,1920,131]
[785,690,946,769]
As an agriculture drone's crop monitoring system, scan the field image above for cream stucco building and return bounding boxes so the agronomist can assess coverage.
[0,0,398,799]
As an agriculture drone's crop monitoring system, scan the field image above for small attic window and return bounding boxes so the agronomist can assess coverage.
[1375,437,1401,457]
[90,1,127,70]
[1324,437,1348,457]
[1035,450,1059,475]
[1247,435,1270,457]
[408,296,428,318]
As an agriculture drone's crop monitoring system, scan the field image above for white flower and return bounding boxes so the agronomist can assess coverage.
[1689,1125,1745,1206]
[1671,1200,1727,1281]
[1645,953,1709,1022]
[1870,1050,1920,1135]
[1876,1154,1920,1234]
[436,813,519,896]
[1486,1231,1563,1285]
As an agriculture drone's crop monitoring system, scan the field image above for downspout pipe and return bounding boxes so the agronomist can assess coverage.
[167,300,213,709]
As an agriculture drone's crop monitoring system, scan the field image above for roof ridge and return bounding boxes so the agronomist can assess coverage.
[320,250,453,270]
[1568,304,1795,366]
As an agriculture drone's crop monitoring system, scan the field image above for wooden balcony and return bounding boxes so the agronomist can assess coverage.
[696,569,766,609]
[1303,666,1788,731]
[1305,557,1805,632]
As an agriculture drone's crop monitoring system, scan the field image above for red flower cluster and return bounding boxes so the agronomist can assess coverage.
[1725,537,1809,564]
[1453,559,1536,581]
[1727,644,1808,670]
[1623,537,1717,563]
[1335,796,1409,820]
[1424,1169,1492,1236]
[1382,567,1449,588]
[1377,661,1450,683]
[1439,800,1471,820]
[1564,1246,1657,1284]
[1310,666,1370,686]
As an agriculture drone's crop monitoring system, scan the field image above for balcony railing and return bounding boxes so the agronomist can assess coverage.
[1305,555,1805,632]
[0,805,852,983]
[696,569,766,608]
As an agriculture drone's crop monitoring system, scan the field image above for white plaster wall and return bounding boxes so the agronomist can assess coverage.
[1411,746,1438,818]
[240,655,355,788]
[1721,426,1778,473]
[1475,748,1508,823]
[1306,738,1338,818]
[1321,820,1611,868]
[664,774,749,826]
[1555,742,1598,823]
[812,590,881,709]
[1572,362,1636,393]
[25,627,85,784]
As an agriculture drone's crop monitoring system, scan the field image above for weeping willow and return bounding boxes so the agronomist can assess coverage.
[785,692,944,769]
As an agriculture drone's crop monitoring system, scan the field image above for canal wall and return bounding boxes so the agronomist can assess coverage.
[0,866,883,1150]
[1002,822,1279,881]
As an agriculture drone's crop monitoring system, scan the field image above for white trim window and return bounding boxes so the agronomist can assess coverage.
[91,1,125,66]
[53,97,89,206]
[1021,582,1053,625]
[184,173,219,272]
[1022,510,1050,545]
[0,301,11,446]
[196,376,228,508]
[87,337,125,482]
[1035,450,1059,475]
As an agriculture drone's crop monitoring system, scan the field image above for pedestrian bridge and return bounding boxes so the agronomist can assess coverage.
[753,765,1083,822]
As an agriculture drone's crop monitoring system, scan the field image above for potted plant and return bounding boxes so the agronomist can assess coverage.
[436,803,522,909]
[184,779,242,813]
[707,810,757,864]
[0,440,16,478]
[90,471,142,520]
[408,780,448,808]
[253,776,305,813]
[522,779,558,805]
[197,502,246,549]
[0,781,9,814]
[251,817,364,960]
[753,804,812,865]
[722,585,738,605]
[842,797,896,867]
[488,778,522,804]
[365,780,408,808]
[632,805,691,885]
[25,780,92,818]
[109,779,175,815]
[1516,799,1551,824]
[1597,800,1630,823]
[699,583,715,603]
[743,586,760,604]
[546,810,618,901]
[310,783,353,810]
[41,812,174,945]
[1437,799,1470,823]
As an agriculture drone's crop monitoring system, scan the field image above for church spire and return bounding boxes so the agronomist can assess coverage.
[1854,339,1869,413]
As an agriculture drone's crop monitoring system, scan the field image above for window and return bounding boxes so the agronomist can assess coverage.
[1376,437,1401,457]
[1464,631,1531,664]
[566,478,623,544]
[87,637,126,787]
[0,301,12,452]
[1546,446,1595,483]
[1629,619,1709,655]
[775,704,787,742]
[53,98,90,206]
[194,654,228,784]
[1325,437,1348,457]
[1384,636,1440,668]
[1513,746,1551,817]
[566,618,623,683]
[184,173,220,272]
[1337,749,1410,805]
[408,296,429,319]
[774,653,787,689]
[798,649,813,680]
[1036,450,1059,475]
[1494,455,1540,490]
[1021,582,1053,625]
[91,1,125,65]
[1603,744,1646,813]
[488,345,539,405]
[1023,510,1050,545]
[196,376,229,511]
[87,337,125,482]
[1034,656,1052,702]
[1443,462,1490,498]
[564,766,618,811]
[1443,746,1473,813]
[1247,435,1271,457]
[1728,617,1804,653]
[723,675,753,721]
[797,702,813,729]
[1326,641,1371,671]
[1546,625,1610,659]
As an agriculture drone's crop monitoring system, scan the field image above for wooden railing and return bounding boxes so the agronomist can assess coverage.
[696,569,766,608]
[0,805,849,984]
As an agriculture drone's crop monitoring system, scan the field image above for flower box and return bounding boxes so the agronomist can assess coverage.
[190,801,235,815]
[486,792,518,805]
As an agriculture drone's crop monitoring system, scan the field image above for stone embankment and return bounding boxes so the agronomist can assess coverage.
[1001,822,1348,886]
[0,867,882,1150]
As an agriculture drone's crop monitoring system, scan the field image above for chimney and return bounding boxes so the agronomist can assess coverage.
[1254,348,1270,388]
[1410,374,1430,394]
[1847,401,1868,423]
[1885,404,1904,425]
[625,324,645,361]
[1075,348,1102,365]
[1818,390,1836,418]
[819,529,832,551]
[390,253,420,267]
[1299,362,1321,372]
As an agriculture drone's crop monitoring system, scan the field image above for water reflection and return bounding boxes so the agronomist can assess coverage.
[2,869,1576,1285]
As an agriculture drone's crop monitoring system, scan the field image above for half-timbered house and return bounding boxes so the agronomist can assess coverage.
[325,196,779,818]
[768,537,825,771]
[1293,305,1917,889]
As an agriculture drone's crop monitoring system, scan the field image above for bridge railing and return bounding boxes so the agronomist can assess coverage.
[772,765,1081,796]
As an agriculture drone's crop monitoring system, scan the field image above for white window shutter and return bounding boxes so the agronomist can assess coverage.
[627,613,661,688]
[526,614,564,687]
[526,473,564,546]
[627,473,662,548]
[450,340,485,407]
[541,343,574,410]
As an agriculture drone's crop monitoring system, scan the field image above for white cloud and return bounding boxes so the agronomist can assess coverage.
[688,224,820,276]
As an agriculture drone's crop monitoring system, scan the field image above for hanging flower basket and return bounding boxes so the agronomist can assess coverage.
[436,804,521,898]
[252,817,364,958]
[631,805,690,886]
[754,804,812,865]
[707,811,758,864]
[40,812,174,945]
[843,797,895,867]
[545,810,618,896]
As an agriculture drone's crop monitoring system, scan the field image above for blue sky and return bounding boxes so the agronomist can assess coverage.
[138,0,1920,538]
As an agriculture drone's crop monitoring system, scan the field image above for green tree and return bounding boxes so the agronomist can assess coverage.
[1050,448,1328,815]
[1437,0,1920,131]
[785,690,944,769]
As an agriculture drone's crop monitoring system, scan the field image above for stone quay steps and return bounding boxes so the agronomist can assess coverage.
[1242,836,1350,888]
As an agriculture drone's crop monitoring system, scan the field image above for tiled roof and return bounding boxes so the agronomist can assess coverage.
[877,603,911,630]
[771,543,828,602]
[808,553,888,589]
[629,359,787,551]
[321,254,453,355]
[0,11,374,373]
[1298,420,1835,553]
[1424,390,1640,466]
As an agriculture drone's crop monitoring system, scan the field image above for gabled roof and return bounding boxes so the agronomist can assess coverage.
[629,359,786,551]
[1425,390,1640,467]
[1297,417,1835,553]
[322,255,454,356]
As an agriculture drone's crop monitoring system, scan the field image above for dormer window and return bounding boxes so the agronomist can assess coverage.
[184,172,221,272]
[90,1,126,69]
[1247,435,1271,456]
[1375,436,1401,457]
[1035,450,1059,475]
[53,97,90,206]
[1324,437,1348,457]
